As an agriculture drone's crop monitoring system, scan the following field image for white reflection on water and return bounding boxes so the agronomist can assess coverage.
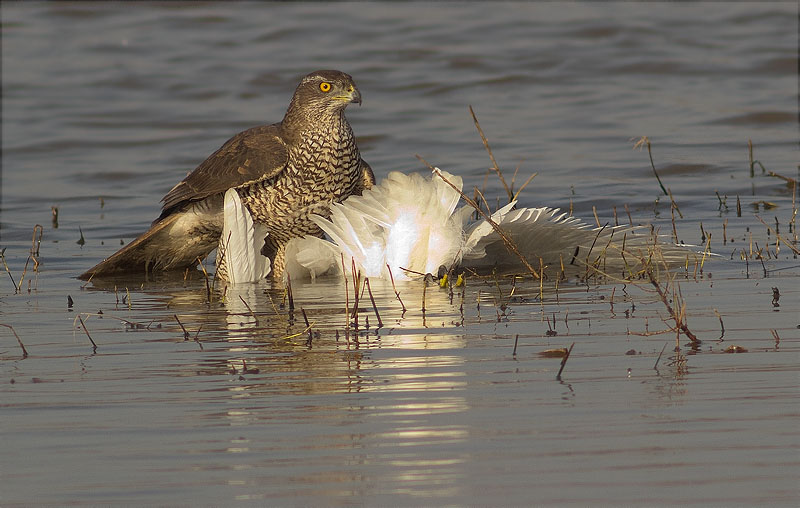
[211,284,473,500]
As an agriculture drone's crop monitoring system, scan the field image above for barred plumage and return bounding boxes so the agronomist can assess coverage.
[81,70,374,280]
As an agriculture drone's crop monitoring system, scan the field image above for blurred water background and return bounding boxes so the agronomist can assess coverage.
[1,2,798,506]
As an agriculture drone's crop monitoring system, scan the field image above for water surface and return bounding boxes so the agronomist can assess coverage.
[1,3,798,506]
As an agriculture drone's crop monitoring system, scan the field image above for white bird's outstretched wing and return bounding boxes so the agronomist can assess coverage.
[462,205,695,275]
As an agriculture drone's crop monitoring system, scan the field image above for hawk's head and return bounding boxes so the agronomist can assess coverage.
[287,70,361,120]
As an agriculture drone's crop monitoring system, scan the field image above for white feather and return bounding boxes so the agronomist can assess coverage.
[217,188,271,283]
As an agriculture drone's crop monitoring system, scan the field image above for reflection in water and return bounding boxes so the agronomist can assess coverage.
[207,277,473,499]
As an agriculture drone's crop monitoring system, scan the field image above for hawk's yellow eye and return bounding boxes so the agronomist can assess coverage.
[319,82,331,92]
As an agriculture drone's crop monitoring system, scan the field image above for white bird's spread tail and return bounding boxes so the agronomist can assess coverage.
[220,169,697,283]
[288,170,470,280]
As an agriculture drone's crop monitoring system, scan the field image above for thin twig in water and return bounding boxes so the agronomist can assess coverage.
[748,139,768,176]
[1,323,28,357]
[193,325,204,350]
[667,188,683,219]
[286,273,295,311]
[512,172,538,202]
[512,334,519,357]
[280,321,315,341]
[365,278,384,328]
[755,214,800,255]
[174,314,190,340]
[714,308,725,342]
[648,272,700,344]
[341,254,350,341]
[0,249,18,291]
[770,329,780,347]
[350,260,361,330]
[301,308,313,346]
[556,342,575,380]
[632,136,668,196]
[196,257,212,304]
[654,342,668,370]
[421,275,428,314]
[77,315,97,351]
[238,296,259,326]
[387,264,407,313]
[18,225,44,292]
[624,203,633,226]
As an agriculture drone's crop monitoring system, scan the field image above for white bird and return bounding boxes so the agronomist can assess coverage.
[218,169,694,283]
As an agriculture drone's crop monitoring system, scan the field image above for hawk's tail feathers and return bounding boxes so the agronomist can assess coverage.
[79,203,221,280]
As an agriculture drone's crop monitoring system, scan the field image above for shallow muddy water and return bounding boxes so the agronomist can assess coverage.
[1,3,798,506]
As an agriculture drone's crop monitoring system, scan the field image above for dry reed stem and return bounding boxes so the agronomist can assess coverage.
[350,260,361,324]
[791,172,798,245]
[654,342,668,369]
[173,314,190,340]
[386,264,407,313]
[196,257,212,303]
[279,321,316,341]
[286,273,295,311]
[748,139,768,176]
[624,203,633,225]
[512,172,538,202]
[469,105,513,202]
[238,296,259,326]
[538,257,544,303]
[0,249,17,290]
[341,254,350,341]
[17,225,44,292]
[632,136,668,196]
[754,215,800,255]
[714,308,725,342]
[421,275,429,313]
[80,271,96,289]
[647,270,699,344]
[475,188,493,216]
[301,308,313,346]
[77,315,98,351]
[667,188,683,219]
[670,203,679,244]
[1,323,28,357]
[556,342,575,380]
[16,255,32,293]
[365,278,384,328]
[766,171,796,187]
[265,292,282,318]
[78,312,152,330]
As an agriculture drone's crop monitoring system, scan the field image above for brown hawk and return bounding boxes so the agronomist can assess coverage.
[81,70,374,280]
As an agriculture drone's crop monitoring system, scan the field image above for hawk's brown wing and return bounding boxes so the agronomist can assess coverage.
[160,124,288,216]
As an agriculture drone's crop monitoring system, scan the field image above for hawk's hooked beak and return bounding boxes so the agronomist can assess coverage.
[348,86,362,105]
[338,85,361,105]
